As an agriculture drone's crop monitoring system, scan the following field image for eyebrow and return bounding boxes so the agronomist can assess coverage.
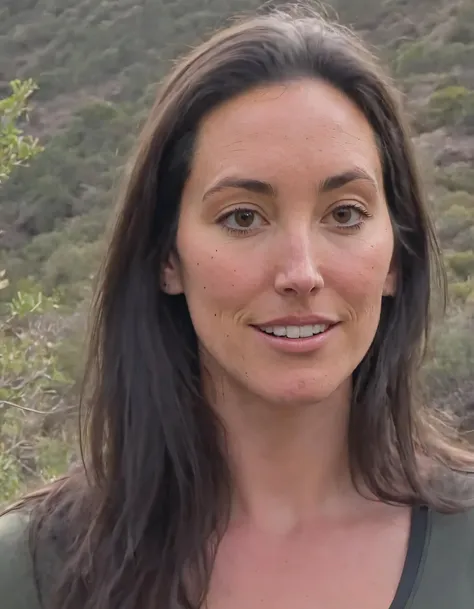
[202,167,378,201]
[319,167,379,193]
[202,177,275,201]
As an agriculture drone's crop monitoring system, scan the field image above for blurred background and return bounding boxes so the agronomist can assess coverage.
[0,0,473,505]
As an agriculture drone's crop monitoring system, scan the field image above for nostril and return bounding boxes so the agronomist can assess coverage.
[276,272,324,296]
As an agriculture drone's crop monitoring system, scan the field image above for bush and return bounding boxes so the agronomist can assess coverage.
[434,190,474,215]
[446,250,474,280]
[394,41,432,77]
[448,4,474,45]
[0,79,42,183]
[436,203,474,245]
[0,281,80,506]
[395,40,474,79]
[452,225,474,252]
[449,280,474,303]
[425,85,474,130]
[424,307,474,395]
[435,168,474,195]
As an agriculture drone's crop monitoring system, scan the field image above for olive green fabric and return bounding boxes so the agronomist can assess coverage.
[0,510,59,609]
[401,508,474,608]
[0,511,42,609]
[0,508,473,608]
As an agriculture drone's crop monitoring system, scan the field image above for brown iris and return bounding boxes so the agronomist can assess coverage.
[234,210,255,228]
[333,207,354,224]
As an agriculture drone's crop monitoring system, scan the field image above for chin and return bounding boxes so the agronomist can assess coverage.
[252,374,352,407]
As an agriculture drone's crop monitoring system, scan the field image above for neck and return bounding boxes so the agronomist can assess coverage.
[208,376,356,534]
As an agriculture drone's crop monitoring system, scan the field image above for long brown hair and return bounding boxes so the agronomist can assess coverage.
[8,4,474,609]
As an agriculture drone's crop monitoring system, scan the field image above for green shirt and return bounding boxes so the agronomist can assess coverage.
[0,506,473,608]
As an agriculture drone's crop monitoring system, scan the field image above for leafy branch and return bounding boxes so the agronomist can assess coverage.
[0,79,43,184]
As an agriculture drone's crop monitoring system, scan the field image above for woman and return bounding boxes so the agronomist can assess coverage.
[1,4,474,609]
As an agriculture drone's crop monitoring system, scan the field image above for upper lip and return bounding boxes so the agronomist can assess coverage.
[254,315,339,328]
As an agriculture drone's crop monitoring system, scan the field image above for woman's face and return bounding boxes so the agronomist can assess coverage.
[163,79,396,406]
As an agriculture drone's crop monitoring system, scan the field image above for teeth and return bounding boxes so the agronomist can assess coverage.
[259,324,328,338]
[287,326,300,339]
[299,325,314,338]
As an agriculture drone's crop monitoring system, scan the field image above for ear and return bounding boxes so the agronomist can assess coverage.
[161,251,184,295]
[383,260,397,297]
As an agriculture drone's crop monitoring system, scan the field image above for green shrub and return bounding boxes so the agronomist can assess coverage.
[434,190,474,215]
[394,39,474,78]
[452,225,474,252]
[437,204,474,244]
[394,41,432,76]
[435,168,474,195]
[426,85,474,130]
[446,251,474,280]
[448,4,474,44]
[424,308,474,394]
[0,282,79,506]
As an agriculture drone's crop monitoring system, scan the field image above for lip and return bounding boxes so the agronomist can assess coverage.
[252,323,337,354]
[254,315,339,328]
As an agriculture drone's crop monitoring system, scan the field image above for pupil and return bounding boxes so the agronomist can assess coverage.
[236,211,254,227]
[335,208,351,223]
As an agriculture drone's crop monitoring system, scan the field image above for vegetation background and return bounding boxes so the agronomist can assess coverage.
[1,0,474,505]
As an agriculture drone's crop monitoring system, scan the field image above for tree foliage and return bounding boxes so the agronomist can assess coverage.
[0,0,474,504]
[0,285,79,504]
[0,79,77,505]
[0,79,42,184]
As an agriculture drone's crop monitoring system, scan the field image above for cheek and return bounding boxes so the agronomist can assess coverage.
[325,233,393,315]
[178,239,265,312]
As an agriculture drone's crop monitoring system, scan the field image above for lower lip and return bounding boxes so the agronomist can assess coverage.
[252,324,337,354]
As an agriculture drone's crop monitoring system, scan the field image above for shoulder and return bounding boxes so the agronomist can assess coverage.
[407,506,474,607]
[0,506,64,609]
[429,504,474,549]
[0,509,42,609]
[430,503,474,532]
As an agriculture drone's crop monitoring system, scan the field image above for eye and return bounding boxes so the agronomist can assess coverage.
[219,208,265,234]
[324,203,371,229]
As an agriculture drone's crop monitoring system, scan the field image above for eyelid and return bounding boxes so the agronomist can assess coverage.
[216,205,266,223]
[321,201,372,231]
[216,201,371,233]
[325,200,372,217]
[217,206,268,235]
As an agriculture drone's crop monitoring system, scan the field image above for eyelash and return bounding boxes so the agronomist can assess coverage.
[334,202,372,231]
[226,226,253,236]
[218,202,372,236]
[218,207,263,236]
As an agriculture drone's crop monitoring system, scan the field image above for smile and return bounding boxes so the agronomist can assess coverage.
[257,324,329,338]
[252,320,337,354]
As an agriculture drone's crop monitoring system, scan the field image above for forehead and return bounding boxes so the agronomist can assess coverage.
[190,79,382,183]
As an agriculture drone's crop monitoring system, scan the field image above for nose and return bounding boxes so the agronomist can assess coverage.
[274,233,324,296]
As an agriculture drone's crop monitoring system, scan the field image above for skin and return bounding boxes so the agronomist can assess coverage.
[163,80,409,609]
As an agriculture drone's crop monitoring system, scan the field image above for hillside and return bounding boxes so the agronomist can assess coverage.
[0,0,474,500]
[1,0,474,297]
